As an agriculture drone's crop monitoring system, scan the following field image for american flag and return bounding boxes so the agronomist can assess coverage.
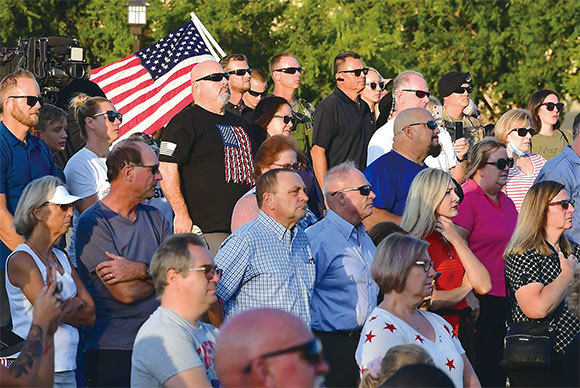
[90,21,215,138]
[216,124,254,185]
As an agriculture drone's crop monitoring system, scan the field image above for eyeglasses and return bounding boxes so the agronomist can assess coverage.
[509,127,534,137]
[485,157,514,170]
[188,264,223,280]
[366,81,385,91]
[401,89,431,99]
[415,260,434,272]
[330,184,372,197]
[273,67,303,74]
[338,68,369,77]
[273,115,293,124]
[93,110,123,123]
[8,95,44,107]
[40,202,74,211]
[409,120,438,130]
[195,72,230,82]
[227,68,252,76]
[130,163,160,175]
[549,198,575,210]
[539,102,564,112]
[247,89,268,98]
[453,86,472,94]
[242,337,324,374]
[272,162,304,171]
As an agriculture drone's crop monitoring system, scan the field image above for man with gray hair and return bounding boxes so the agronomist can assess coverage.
[131,234,221,388]
[306,161,378,387]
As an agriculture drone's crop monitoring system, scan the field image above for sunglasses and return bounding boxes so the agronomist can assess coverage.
[339,67,369,77]
[93,110,123,123]
[453,86,472,94]
[247,89,268,98]
[401,89,431,99]
[273,114,293,124]
[40,202,74,211]
[509,127,534,137]
[330,184,372,197]
[130,163,160,175]
[409,120,438,130]
[549,198,575,210]
[228,68,252,76]
[272,162,304,171]
[195,72,230,82]
[415,260,434,272]
[8,95,44,107]
[366,81,385,91]
[188,264,223,280]
[273,67,303,74]
[485,157,514,170]
[243,337,324,374]
[539,102,564,112]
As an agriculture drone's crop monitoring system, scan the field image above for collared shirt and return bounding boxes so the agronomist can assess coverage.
[0,121,57,267]
[306,210,378,331]
[312,87,375,170]
[215,211,315,325]
[535,145,580,243]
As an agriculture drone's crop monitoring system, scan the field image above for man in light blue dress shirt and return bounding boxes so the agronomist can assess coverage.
[306,161,379,387]
[215,168,315,326]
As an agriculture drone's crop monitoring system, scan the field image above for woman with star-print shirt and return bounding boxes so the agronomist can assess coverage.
[355,233,480,388]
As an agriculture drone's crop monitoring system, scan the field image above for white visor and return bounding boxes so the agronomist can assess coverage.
[48,186,81,205]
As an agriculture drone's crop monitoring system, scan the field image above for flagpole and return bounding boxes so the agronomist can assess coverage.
[190,11,226,59]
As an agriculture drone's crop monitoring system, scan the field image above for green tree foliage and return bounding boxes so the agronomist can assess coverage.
[1,0,578,119]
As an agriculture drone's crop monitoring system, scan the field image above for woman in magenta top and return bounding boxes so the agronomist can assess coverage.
[452,137,518,387]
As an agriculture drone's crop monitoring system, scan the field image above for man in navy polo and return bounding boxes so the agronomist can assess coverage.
[0,69,58,328]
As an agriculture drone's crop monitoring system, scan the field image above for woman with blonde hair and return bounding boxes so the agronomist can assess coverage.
[504,180,579,386]
[494,108,546,211]
[401,168,490,354]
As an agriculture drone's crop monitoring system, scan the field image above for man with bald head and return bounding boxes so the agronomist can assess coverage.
[364,107,441,229]
[159,60,256,255]
[306,161,379,387]
[215,308,329,388]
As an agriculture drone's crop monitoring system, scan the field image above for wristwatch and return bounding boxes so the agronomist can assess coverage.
[145,265,153,280]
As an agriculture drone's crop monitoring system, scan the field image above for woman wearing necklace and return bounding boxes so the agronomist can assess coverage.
[401,168,491,356]
[6,176,95,388]
[494,109,547,212]
[355,232,481,388]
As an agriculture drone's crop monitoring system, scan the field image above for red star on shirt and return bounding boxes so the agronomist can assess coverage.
[384,322,396,333]
[369,315,378,322]
[365,330,376,343]
[445,358,455,371]
[360,366,366,374]
[415,335,424,343]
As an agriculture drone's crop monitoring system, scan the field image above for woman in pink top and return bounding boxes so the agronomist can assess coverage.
[452,137,518,387]
[494,109,547,211]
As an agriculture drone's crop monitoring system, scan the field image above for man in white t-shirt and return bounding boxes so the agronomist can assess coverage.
[131,234,221,388]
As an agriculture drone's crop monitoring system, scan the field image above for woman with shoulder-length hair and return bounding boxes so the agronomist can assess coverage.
[504,180,579,387]
[355,232,480,388]
[527,89,568,161]
[494,108,547,211]
[401,168,491,354]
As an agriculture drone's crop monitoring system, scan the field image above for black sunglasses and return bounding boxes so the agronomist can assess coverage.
[539,102,564,112]
[247,89,268,97]
[273,114,293,124]
[331,184,372,197]
[415,260,434,272]
[228,68,252,76]
[409,120,438,130]
[401,89,431,98]
[453,86,472,94]
[130,163,160,175]
[509,127,534,137]
[243,337,323,374]
[272,162,304,171]
[549,198,575,210]
[189,264,223,280]
[273,67,303,74]
[339,67,369,77]
[8,95,44,107]
[366,81,385,91]
[41,202,74,211]
[195,72,230,82]
[486,157,514,170]
[93,110,123,123]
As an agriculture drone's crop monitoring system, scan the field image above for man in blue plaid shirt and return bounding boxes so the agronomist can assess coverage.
[215,168,315,325]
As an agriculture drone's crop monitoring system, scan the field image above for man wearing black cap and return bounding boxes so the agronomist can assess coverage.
[439,71,485,147]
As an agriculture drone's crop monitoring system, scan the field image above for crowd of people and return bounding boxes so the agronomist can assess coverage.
[1,47,579,388]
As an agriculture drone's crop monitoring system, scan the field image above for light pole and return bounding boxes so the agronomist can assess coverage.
[125,0,149,52]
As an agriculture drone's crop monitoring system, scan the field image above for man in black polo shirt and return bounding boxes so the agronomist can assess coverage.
[311,51,375,188]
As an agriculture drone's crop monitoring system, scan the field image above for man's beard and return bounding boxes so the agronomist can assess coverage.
[217,88,231,106]
[11,104,38,127]
[428,143,442,158]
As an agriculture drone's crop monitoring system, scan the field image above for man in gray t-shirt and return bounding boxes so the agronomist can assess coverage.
[131,234,221,387]
[76,139,171,387]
